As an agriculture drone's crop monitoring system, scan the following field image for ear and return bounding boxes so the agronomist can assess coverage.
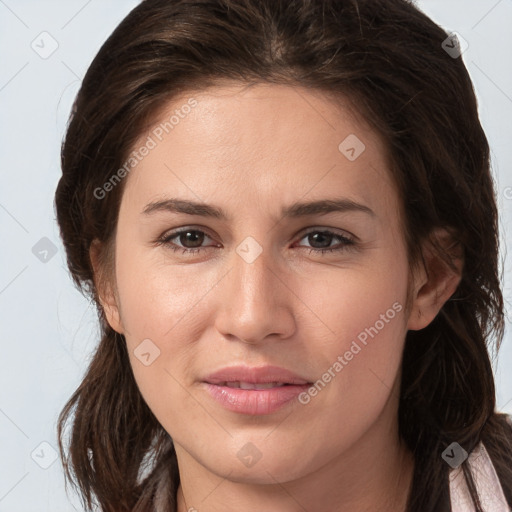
[407,228,463,331]
[89,239,124,334]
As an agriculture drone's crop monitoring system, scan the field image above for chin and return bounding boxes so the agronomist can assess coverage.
[195,443,313,485]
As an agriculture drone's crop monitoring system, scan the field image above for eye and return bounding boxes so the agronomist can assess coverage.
[294,229,356,254]
[155,228,219,254]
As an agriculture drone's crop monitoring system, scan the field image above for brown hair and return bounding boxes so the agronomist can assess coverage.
[55,0,512,511]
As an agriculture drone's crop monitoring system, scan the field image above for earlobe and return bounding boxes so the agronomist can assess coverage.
[89,239,124,334]
[407,228,463,331]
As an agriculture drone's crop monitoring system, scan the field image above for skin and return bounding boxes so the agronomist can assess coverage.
[91,82,462,512]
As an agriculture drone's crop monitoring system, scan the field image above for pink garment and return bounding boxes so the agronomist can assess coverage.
[449,442,510,511]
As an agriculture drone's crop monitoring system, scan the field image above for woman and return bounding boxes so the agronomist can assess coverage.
[55,0,512,510]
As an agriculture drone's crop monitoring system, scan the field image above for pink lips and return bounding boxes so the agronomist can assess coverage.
[202,365,312,415]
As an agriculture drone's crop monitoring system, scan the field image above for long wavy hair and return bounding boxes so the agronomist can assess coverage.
[54,0,512,510]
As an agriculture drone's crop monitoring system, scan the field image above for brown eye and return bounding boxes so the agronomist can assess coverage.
[157,228,217,254]
[177,230,205,248]
[295,229,355,254]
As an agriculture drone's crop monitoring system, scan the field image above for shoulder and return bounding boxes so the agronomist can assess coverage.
[449,430,511,511]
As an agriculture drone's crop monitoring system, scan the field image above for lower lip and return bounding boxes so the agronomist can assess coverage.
[203,383,311,415]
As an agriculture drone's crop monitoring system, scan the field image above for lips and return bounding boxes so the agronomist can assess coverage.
[202,365,312,415]
[221,381,287,389]
[203,365,310,386]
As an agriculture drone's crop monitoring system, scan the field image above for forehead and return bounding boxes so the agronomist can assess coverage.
[150,82,378,158]
[121,82,400,225]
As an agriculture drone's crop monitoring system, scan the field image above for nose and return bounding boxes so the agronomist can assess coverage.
[213,240,296,345]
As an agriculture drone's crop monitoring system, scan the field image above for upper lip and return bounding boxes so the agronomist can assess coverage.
[203,365,311,385]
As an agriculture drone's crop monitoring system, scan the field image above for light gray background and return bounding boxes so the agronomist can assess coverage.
[1,1,511,511]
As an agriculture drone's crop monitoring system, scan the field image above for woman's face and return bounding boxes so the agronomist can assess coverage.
[101,83,420,484]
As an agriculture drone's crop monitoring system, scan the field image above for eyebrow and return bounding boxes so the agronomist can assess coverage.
[142,197,375,220]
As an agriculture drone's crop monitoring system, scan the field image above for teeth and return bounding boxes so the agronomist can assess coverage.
[223,381,286,389]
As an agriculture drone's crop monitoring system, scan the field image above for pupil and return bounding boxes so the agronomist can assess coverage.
[181,231,203,248]
[310,232,332,248]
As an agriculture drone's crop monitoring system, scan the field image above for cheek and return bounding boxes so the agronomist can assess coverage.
[309,253,409,353]
[299,249,409,412]
[115,244,208,343]
[281,274,408,469]
[113,248,218,419]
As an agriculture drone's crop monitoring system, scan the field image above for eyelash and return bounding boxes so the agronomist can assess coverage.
[155,228,356,255]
